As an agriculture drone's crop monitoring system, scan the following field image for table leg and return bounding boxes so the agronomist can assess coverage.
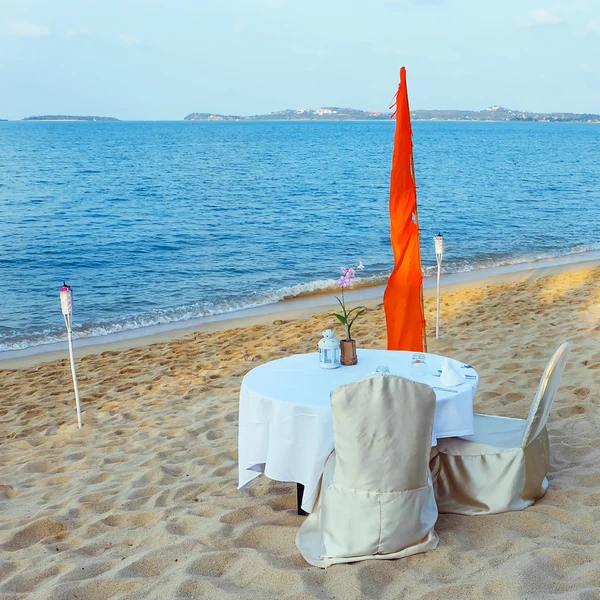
[296,483,308,516]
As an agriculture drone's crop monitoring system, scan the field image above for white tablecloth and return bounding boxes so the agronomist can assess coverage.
[238,349,479,512]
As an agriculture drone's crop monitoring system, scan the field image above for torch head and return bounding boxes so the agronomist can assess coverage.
[434,233,444,258]
[60,282,73,318]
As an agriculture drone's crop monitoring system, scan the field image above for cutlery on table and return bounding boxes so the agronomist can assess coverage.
[432,371,476,379]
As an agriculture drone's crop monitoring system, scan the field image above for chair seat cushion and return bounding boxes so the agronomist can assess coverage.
[437,413,527,456]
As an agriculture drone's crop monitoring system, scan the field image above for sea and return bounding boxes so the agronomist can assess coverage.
[1,120,599,354]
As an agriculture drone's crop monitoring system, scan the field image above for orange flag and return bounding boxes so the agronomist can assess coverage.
[383,67,426,352]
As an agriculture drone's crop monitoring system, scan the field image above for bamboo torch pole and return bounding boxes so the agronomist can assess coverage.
[60,283,83,428]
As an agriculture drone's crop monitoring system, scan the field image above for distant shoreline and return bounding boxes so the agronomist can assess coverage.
[22,115,119,122]
[184,119,600,124]
[185,106,600,123]
[2,248,600,368]
[2,116,598,124]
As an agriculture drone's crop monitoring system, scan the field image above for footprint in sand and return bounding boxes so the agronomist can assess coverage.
[59,560,117,582]
[46,475,70,486]
[165,516,200,536]
[577,472,600,487]
[119,555,170,578]
[219,504,276,525]
[57,580,141,600]
[2,566,63,594]
[119,367,142,376]
[176,579,218,598]
[86,472,111,484]
[102,512,157,528]
[234,523,299,555]
[2,519,68,551]
[212,464,234,477]
[22,459,56,474]
[186,550,242,578]
[0,484,18,499]
[557,405,587,417]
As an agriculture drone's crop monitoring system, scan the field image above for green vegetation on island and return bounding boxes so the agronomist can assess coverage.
[23,115,119,122]
[185,106,600,123]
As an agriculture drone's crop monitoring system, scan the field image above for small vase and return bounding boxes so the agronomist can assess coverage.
[340,339,357,366]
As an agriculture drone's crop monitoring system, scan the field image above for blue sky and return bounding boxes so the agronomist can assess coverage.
[0,0,598,120]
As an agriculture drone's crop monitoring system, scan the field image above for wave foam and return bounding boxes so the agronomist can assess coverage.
[2,243,600,353]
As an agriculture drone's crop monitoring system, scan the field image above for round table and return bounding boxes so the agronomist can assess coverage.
[238,349,479,513]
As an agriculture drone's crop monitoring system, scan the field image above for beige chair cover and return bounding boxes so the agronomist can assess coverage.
[295,375,439,568]
[431,343,569,515]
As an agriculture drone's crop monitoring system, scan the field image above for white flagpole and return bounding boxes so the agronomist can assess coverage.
[434,234,444,339]
[60,283,82,428]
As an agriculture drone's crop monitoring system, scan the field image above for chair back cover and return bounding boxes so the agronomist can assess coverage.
[522,343,569,447]
[295,373,439,566]
[332,374,435,493]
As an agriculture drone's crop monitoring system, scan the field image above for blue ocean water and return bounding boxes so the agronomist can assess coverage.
[1,120,599,352]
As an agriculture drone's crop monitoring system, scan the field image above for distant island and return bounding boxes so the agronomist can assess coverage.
[185,106,600,123]
[411,106,600,123]
[23,115,119,122]
[185,108,388,121]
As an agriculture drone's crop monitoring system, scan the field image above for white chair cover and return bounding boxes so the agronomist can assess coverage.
[296,375,439,567]
[431,343,569,515]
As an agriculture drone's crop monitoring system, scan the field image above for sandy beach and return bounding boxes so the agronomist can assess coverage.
[1,264,600,599]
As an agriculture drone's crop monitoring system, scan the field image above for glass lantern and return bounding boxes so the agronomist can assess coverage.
[318,329,341,369]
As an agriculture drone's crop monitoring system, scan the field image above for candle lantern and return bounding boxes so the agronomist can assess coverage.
[318,329,341,369]
[60,283,83,428]
[60,284,73,319]
[434,233,444,259]
[433,233,444,339]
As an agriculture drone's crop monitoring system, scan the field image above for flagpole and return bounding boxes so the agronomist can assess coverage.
[384,66,427,354]
[411,170,427,353]
[408,116,427,353]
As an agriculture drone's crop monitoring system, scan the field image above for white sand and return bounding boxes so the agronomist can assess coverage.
[1,266,600,598]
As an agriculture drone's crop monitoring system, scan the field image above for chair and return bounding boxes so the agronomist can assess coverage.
[430,343,569,515]
[295,375,439,568]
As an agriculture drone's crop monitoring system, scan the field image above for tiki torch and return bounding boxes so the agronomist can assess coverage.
[60,283,82,428]
[434,233,444,339]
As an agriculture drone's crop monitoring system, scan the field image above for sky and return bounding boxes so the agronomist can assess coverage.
[0,0,599,120]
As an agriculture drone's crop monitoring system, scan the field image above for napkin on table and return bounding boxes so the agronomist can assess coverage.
[439,358,466,387]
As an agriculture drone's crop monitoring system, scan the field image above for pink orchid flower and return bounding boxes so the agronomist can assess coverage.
[331,261,367,342]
